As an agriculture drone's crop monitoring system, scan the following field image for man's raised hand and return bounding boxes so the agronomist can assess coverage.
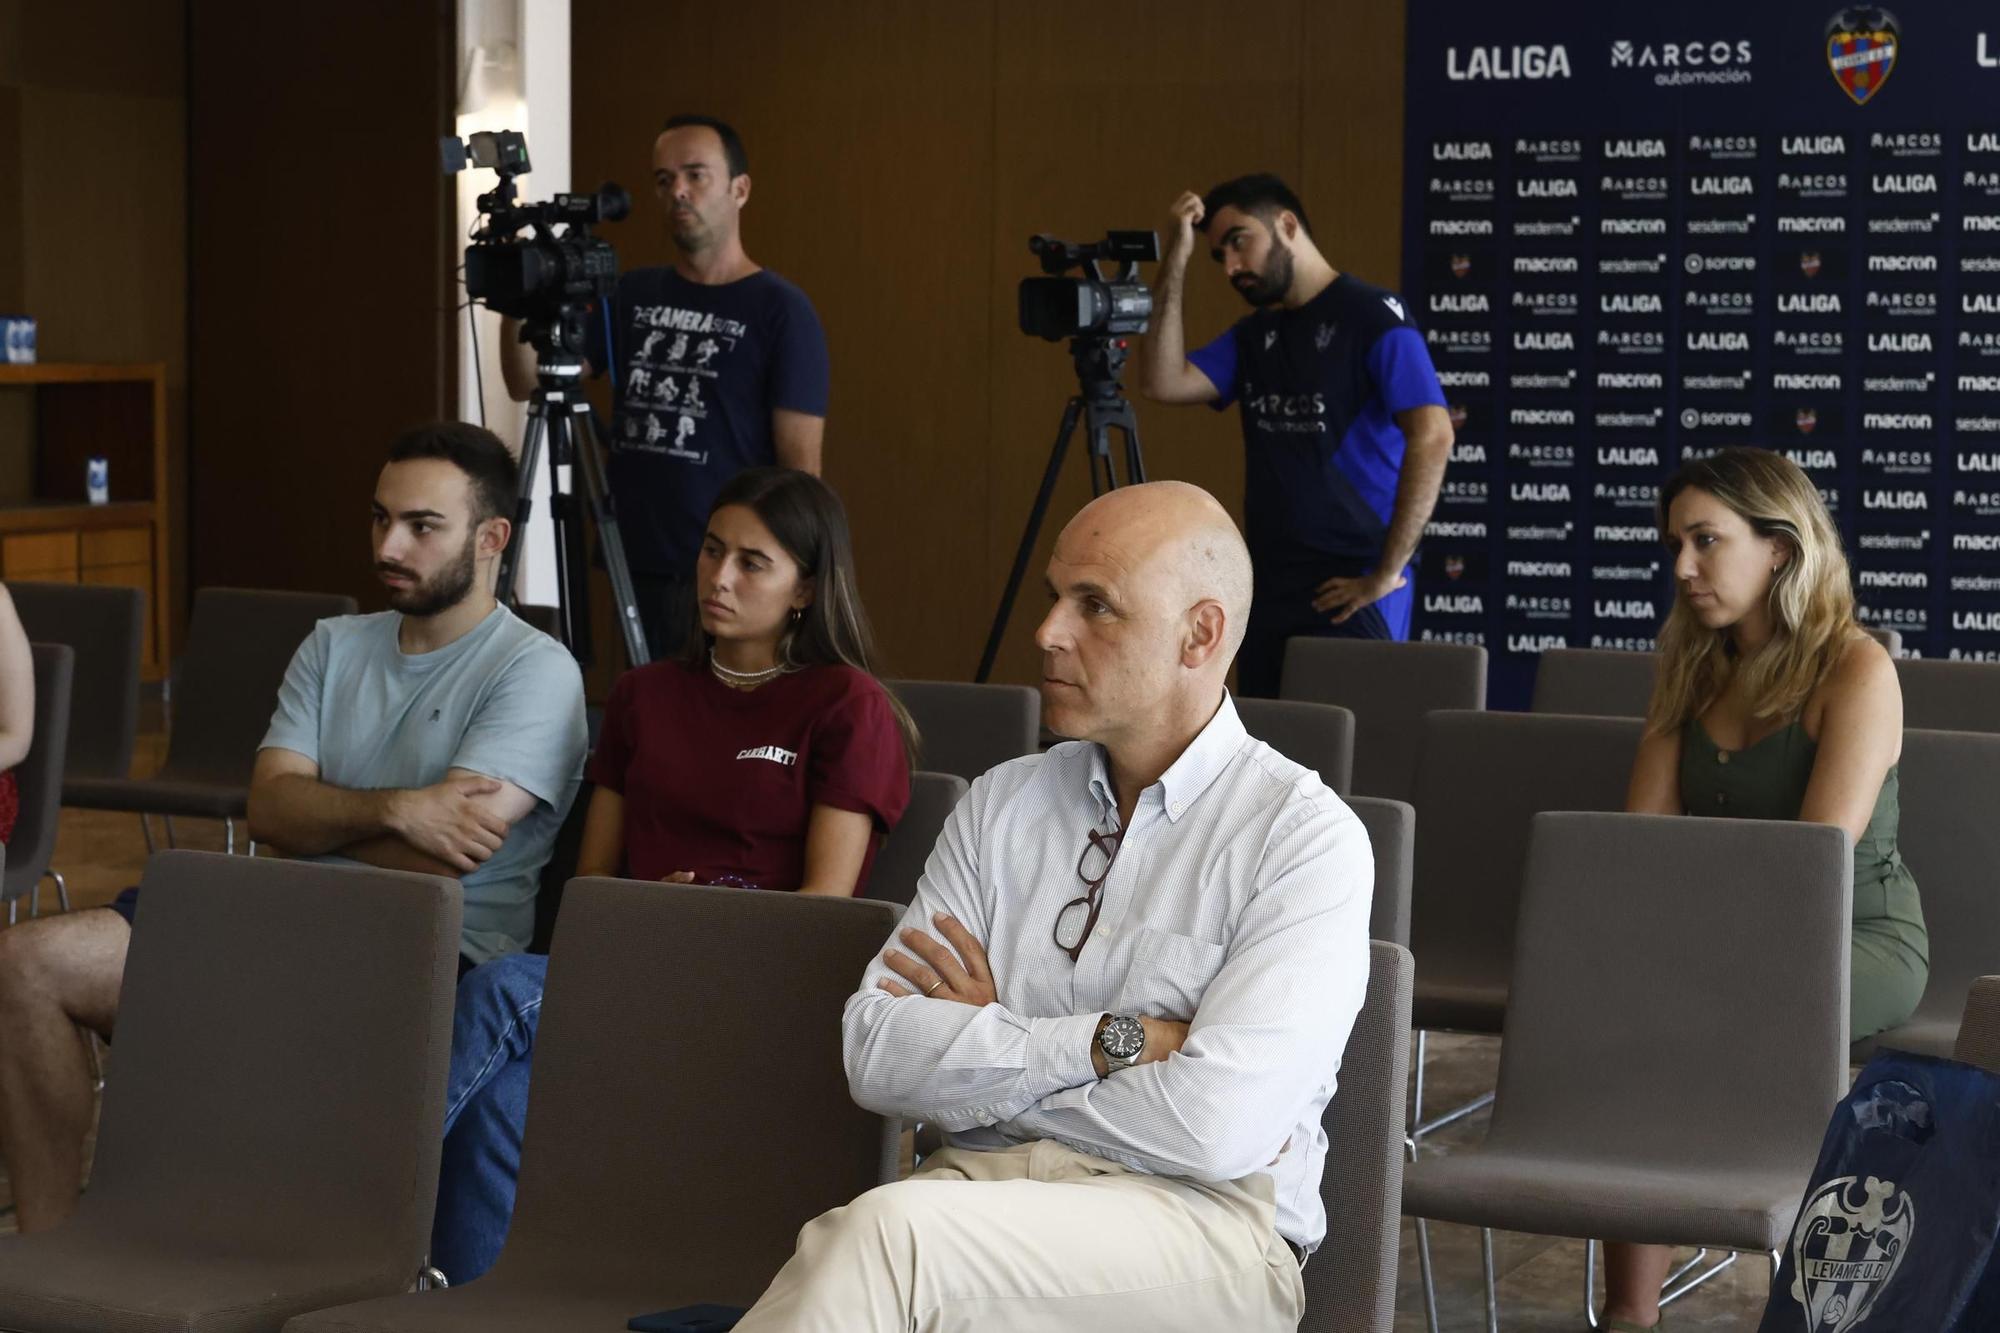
[1164,190,1206,264]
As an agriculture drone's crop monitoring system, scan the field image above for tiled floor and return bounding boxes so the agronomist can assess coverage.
[2,710,1769,1327]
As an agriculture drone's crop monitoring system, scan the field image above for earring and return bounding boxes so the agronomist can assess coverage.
[789,607,803,624]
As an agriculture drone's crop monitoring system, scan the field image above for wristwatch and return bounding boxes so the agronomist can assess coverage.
[1096,1014,1146,1074]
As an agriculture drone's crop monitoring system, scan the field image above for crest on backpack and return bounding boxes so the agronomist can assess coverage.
[1788,1174,1914,1332]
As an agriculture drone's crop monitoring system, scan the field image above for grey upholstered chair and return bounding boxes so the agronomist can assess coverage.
[0,851,461,1333]
[1,644,73,920]
[9,582,143,789]
[1861,626,1902,655]
[1406,711,1642,1139]
[1403,813,1851,1329]
[1300,940,1413,1333]
[1534,637,1901,718]
[1236,696,1357,796]
[63,587,357,852]
[1952,976,2000,1074]
[1529,647,1654,719]
[1408,711,1642,1036]
[1279,638,1485,801]
[285,879,901,1333]
[1850,728,2000,1059]
[866,769,968,906]
[1349,795,1413,948]
[889,680,1039,783]
[1894,658,2000,734]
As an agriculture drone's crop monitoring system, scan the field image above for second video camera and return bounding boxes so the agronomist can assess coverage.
[1017,231,1159,342]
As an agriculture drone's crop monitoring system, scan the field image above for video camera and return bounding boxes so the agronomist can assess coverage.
[442,130,630,360]
[1017,230,1159,341]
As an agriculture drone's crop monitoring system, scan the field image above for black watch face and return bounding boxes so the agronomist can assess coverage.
[1103,1017,1145,1060]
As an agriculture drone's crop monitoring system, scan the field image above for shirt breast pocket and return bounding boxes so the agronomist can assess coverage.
[1115,927,1227,1020]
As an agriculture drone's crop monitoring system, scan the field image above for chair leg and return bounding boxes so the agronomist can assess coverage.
[415,1263,450,1291]
[1481,1226,1500,1333]
[1584,1237,1599,1329]
[1659,1249,1737,1306]
[1415,1217,1441,1333]
[224,817,235,856]
[5,899,13,926]
[164,816,178,850]
[1410,1029,1427,1134]
[247,840,258,857]
[1415,1089,1496,1140]
[27,878,37,919]
[1409,1018,1497,1143]
[139,813,155,853]
[43,870,68,914]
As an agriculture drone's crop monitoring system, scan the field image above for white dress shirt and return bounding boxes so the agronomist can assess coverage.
[843,692,1372,1250]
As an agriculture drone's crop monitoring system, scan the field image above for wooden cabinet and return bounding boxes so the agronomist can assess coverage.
[0,365,171,675]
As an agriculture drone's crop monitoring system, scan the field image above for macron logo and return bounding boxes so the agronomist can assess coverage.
[736,745,798,767]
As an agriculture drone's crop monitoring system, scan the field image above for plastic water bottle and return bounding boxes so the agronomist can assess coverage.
[86,457,109,505]
[0,316,34,365]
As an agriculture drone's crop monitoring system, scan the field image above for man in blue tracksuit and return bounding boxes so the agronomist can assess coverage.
[1141,173,1454,697]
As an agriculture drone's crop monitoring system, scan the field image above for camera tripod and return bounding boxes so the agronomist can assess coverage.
[976,336,1147,682]
[494,354,651,668]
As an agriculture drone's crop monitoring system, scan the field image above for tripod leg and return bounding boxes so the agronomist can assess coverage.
[1084,396,1148,490]
[1123,418,1147,485]
[571,403,652,668]
[977,396,1085,683]
[497,408,550,605]
[540,409,592,666]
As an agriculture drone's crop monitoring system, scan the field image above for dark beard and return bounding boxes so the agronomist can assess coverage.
[1233,241,1295,307]
[382,532,478,618]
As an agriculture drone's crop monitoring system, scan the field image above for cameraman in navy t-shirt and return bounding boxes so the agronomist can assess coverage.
[1140,174,1453,698]
[502,114,829,660]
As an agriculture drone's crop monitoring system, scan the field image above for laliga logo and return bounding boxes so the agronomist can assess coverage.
[1789,1175,1914,1332]
[1826,6,1900,105]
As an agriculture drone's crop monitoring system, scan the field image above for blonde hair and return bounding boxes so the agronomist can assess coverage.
[1646,447,1863,736]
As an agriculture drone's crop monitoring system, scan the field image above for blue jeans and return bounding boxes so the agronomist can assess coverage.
[431,951,548,1283]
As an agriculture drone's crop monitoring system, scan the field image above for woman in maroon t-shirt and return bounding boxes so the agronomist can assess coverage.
[433,467,918,1282]
[578,467,917,891]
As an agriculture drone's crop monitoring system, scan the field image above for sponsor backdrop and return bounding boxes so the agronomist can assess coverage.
[1403,1,2000,704]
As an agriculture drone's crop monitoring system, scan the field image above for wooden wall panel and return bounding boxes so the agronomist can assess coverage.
[1300,1,1408,292]
[186,0,454,607]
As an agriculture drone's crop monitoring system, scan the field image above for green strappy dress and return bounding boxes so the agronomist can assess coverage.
[1678,717,1928,1042]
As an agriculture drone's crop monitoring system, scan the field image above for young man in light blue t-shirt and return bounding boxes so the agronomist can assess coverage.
[248,422,587,965]
[0,422,584,1236]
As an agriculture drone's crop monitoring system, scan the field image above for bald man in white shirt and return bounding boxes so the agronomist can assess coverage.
[735,481,1373,1332]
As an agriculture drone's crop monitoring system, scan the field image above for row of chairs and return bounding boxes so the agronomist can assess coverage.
[895,663,1998,1059]
[1532,642,2000,733]
[0,849,1415,1333]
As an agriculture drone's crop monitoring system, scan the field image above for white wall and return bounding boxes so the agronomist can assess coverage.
[455,0,569,608]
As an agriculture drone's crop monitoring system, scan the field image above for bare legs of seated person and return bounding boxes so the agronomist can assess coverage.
[1601,1242,1672,1328]
[0,909,129,1231]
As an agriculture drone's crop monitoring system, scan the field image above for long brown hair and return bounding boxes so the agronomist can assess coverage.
[681,467,920,761]
[1647,447,1863,736]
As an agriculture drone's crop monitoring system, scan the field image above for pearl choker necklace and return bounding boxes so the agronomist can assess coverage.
[709,650,789,688]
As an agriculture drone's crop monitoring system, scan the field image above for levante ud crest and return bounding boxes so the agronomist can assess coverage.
[1826,6,1900,105]
[1787,1175,1914,1331]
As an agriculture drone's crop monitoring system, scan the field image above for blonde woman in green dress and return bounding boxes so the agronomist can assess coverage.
[1598,445,1926,1331]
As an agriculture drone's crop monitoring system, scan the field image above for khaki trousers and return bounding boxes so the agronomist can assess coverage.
[735,1140,1305,1333]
